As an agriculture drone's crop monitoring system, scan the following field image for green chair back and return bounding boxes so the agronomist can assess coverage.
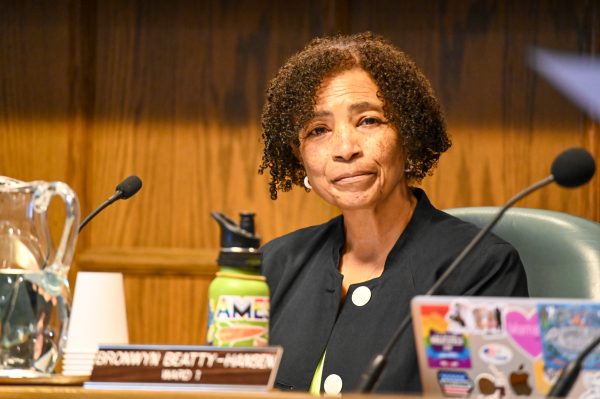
[445,207,600,298]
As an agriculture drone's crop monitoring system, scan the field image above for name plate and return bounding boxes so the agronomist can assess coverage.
[84,344,282,392]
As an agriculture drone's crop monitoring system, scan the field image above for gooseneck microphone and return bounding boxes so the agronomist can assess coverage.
[357,147,595,393]
[78,175,143,233]
[546,334,600,398]
[551,147,596,187]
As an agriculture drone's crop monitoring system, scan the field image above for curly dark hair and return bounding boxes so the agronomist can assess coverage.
[259,32,450,200]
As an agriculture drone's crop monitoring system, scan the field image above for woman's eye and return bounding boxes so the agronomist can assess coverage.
[307,126,328,136]
[359,117,381,126]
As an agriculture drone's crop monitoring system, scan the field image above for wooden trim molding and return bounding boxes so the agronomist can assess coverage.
[76,247,220,276]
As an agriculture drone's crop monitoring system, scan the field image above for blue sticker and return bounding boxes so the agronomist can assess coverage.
[538,303,600,370]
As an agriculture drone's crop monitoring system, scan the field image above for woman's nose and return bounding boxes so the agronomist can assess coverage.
[332,123,362,162]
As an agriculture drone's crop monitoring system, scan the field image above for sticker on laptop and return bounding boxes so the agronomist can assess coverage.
[437,370,473,397]
[533,359,557,395]
[419,304,472,369]
[478,343,513,365]
[505,308,543,358]
[538,303,600,370]
[581,372,600,399]
[508,364,533,396]
[475,365,509,397]
[446,299,504,336]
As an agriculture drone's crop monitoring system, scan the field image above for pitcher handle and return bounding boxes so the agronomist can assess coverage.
[33,181,80,279]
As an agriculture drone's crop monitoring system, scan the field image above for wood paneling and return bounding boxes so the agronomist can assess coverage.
[350,0,600,219]
[1,0,598,345]
[84,0,344,251]
[78,247,217,275]
[123,274,213,344]
[0,0,73,181]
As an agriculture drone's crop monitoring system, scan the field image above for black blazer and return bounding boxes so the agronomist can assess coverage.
[261,189,529,393]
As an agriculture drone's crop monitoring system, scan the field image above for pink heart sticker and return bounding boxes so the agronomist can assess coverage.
[505,310,542,358]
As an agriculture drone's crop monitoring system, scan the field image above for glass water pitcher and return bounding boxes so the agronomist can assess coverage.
[0,176,79,377]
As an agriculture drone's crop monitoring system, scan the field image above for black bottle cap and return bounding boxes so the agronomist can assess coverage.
[211,211,261,268]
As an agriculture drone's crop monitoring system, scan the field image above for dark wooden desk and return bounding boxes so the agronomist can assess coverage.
[0,386,430,399]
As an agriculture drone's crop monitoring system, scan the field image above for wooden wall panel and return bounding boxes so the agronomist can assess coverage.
[350,0,600,220]
[0,1,73,182]
[124,274,213,345]
[83,0,343,251]
[1,0,598,346]
[0,0,88,269]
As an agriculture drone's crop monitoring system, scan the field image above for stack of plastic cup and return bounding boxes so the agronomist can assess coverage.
[61,272,129,376]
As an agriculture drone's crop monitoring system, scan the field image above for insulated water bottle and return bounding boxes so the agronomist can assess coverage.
[207,212,269,347]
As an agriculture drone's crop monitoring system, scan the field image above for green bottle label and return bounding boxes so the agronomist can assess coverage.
[207,295,269,347]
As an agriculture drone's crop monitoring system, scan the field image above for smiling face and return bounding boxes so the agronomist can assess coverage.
[298,68,409,211]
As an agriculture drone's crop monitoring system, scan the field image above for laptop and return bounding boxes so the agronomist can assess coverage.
[411,296,600,398]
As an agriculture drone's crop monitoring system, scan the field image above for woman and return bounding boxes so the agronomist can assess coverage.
[259,32,528,394]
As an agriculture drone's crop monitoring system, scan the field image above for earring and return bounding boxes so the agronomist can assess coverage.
[304,176,312,190]
[404,159,414,173]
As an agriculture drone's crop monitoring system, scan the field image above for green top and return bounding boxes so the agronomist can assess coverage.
[309,351,326,395]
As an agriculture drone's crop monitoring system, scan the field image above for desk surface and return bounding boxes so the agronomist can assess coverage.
[0,386,429,399]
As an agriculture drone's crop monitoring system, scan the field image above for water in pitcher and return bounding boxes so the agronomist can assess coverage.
[0,268,69,376]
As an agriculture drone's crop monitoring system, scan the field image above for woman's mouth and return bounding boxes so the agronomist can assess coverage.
[332,172,376,186]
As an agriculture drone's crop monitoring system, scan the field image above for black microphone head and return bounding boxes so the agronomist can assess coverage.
[551,148,596,188]
[116,175,142,199]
